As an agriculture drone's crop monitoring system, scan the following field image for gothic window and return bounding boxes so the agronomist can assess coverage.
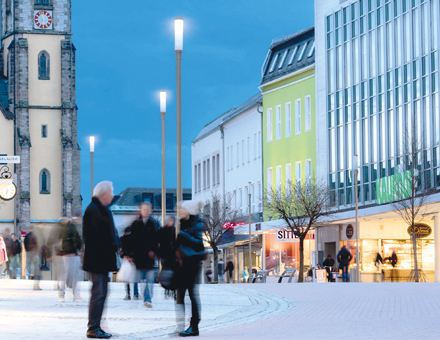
[39,168,50,194]
[38,51,50,80]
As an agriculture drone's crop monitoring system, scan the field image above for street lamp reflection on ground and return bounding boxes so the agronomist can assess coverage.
[160,91,166,226]
[175,17,183,235]
[90,135,95,199]
[353,154,360,282]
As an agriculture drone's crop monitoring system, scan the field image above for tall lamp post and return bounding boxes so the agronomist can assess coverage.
[160,91,167,226]
[90,135,95,199]
[175,17,183,235]
[353,154,360,282]
[248,182,252,283]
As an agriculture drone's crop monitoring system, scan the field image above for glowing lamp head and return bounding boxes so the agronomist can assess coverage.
[90,135,95,153]
[174,17,183,51]
[160,91,166,113]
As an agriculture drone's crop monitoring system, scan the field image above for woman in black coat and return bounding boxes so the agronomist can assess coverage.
[175,201,205,337]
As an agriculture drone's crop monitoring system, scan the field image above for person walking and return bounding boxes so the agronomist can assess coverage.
[119,226,138,301]
[224,257,234,283]
[24,225,45,290]
[1,228,12,278]
[59,217,83,302]
[391,250,398,282]
[9,233,22,279]
[218,259,224,283]
[323,254,335,282]
[337,245,352,283]
[175,201,205,337]
[157,216,177,300]
[83,181,119,339]
[127,202,159,308]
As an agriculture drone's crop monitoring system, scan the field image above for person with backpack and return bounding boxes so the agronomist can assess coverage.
[59,217,82,302]
[337,245,353,283]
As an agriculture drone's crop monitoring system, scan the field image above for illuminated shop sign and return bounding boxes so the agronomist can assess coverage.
[276,229,299,242]
[376,166,412,205]
[407,224,432,238]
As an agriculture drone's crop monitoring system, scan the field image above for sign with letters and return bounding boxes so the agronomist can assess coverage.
[276,229,300,242]
[407,224,432,239]
[376,166,412,205]
[0,155,20,164]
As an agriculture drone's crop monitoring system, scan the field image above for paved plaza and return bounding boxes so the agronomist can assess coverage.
[1,280,440,339]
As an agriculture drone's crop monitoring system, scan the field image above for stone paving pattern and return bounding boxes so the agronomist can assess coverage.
[1,280,440,339]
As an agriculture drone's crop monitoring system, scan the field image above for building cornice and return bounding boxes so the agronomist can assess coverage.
[258,64,315,92]
[260,73,315,95]
[1,30,72,41]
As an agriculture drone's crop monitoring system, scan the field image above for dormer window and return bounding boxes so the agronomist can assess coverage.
[35,0,50,5]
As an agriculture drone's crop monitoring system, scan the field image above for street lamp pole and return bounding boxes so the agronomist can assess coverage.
[160,91,167,226]
[175,17,183,235]
[248,182,252,283]
[90,136,94,199]
[354,154,360,282]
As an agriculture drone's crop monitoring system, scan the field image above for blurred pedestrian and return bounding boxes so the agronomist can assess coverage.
[243,266,249,283]
[175,201,205,337]
[157,216,176,300]
[126,202,159,308]
[337,245,352,283]
[24,224,45,290]
[1,228,12,278]
[119,226,138,301]
[47,221,65,291]
[391,250,398,282]
[59,217,82,302]
[83,181,119,339]
[323,254,335,282]
[218,259,224,283]
[224,257,234,283]
[9,233,21,279]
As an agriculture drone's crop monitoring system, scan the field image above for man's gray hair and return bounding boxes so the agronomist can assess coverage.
[94,181,114,198]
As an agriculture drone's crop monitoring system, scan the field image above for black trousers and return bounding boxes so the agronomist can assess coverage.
[88,273,109,332]
[176,259,201,327]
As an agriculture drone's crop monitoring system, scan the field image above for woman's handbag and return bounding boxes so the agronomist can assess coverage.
[116,258,136,283]
[158,267,177,290]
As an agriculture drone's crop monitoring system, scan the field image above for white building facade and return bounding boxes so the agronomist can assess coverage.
[192,93,263,219]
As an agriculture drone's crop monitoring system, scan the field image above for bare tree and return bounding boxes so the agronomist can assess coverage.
[388,123,434,282]
[265,177,333,282]
[201,191,241,283]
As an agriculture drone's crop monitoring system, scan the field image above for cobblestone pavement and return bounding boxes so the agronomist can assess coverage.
[1,280,440,339]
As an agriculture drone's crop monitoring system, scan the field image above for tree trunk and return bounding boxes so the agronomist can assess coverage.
[213,246,219,283]
[298,237,304,283]
[411,225,419,282]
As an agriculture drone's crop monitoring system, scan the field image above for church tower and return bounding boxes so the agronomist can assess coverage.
[0,0,81,233]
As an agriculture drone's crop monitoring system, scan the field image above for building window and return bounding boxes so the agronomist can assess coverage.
[38,51,50,80]
[258,131,261,157]
[231,145,234,169]
[296,162,301,186]
[39,168,50,194]
[236,142,239,167]
[41,125,48,138]
[239,188,243,211]
[267,168,273,201]
[226,147,230,170]
[35,0,51,5]
[285,102,291,137]
[242,140,245,165]
[198,164,201,192]
[305,159,312,185]
[258,182,262,211]
[166,194,174,210]
[286,164,292,197]
[142,193,153,203]
[295,99,301,134]
[212,156,216,187]
[251,184,255,213]
[267,108,273,141]
[194,165,198,193]
[247,137,250,162]
[203,161,206,189]
[254,133,257,159]
[276,105,281,139]
[216,154,220,183]
[305,96,311,131]
[207,158,210,188]
[276,165,282,190]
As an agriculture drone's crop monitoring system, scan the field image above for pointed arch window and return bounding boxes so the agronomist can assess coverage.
[38,51,50,80]
[39,168,51,194]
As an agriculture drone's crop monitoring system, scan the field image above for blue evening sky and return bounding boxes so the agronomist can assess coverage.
[74,1,314,205]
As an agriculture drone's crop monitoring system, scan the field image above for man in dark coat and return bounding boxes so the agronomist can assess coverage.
[83,181,118,339]
[323,254,335,282]
[337,245,353,283]
[127,202,158,308]
[9,233,21,279]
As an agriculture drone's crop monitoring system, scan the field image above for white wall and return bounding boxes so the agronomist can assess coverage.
[315,0,342,182]
[224,106,263,215]
[191,130,223,204]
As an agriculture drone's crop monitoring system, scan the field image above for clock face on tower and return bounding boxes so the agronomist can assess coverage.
[34,10,53,30]
[0,183,17,201]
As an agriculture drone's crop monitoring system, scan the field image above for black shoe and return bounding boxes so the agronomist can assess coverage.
[123,294,131,301]
[86,329,112,339]
[179,326,199,337]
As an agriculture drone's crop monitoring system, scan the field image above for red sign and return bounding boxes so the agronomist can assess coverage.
[223,222,245,230]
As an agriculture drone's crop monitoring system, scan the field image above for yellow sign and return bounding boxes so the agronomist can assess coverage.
[407,224,432,239]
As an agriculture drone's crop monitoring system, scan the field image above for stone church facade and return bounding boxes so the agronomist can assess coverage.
[0,0,81,233]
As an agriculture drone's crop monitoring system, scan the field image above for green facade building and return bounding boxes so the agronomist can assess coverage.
[260,27,316,220]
